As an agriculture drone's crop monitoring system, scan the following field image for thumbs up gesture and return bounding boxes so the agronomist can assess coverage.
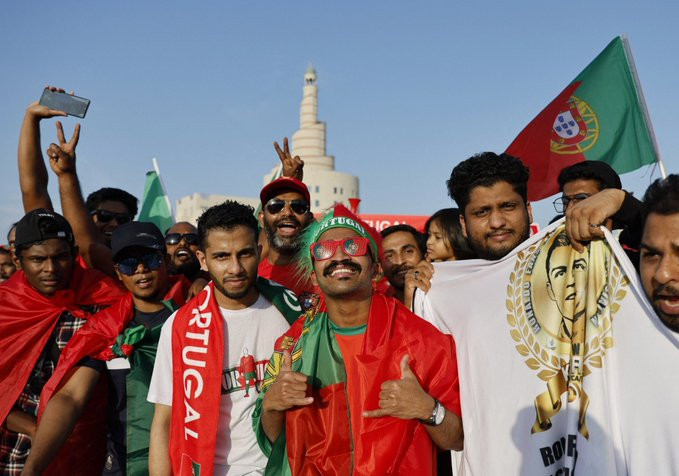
[262,350,314,412]
[363,354,436,420]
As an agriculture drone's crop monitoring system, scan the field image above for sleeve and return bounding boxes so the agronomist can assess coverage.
[415,328,462,418]
[77,356,106,373]
[147,311,177,405]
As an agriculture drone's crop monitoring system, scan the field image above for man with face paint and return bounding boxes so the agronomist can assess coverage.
[254,204,463,475]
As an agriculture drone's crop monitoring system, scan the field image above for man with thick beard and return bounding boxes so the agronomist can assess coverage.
[258,177,316,296]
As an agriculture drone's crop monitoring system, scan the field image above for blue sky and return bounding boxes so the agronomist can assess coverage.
[2,1,678,238]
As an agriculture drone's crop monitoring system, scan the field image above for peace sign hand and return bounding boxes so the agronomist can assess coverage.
[47,121,80,176]
[274,137,304,181]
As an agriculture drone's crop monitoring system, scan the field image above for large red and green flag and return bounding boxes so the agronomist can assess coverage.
[506,36,660,201]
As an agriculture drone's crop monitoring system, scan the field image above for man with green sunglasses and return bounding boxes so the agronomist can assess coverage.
[23,222,190,476]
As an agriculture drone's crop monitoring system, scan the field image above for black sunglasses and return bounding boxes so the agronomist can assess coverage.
[265,199,309,215]
[165,233,199,246]
[116,253,164,276]
[91,209,132,224]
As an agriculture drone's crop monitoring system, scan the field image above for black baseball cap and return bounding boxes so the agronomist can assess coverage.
[111,222,165,260]
[14,209,74,249]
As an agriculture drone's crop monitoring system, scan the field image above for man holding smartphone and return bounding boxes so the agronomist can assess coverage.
[18,86,138,277]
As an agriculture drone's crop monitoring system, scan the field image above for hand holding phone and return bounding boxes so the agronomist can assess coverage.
[39,88,90,118]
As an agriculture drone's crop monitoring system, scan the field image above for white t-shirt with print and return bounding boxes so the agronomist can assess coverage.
[148,294,290,476]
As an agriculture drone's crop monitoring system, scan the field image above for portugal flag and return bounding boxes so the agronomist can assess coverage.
[506,36,659,201]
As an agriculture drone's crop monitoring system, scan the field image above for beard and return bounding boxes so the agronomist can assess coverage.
[264,218,303,254]
[169,255,201,279]
[470,219,531,261]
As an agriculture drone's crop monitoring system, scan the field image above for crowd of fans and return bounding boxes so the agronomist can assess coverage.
[0,87,677,475]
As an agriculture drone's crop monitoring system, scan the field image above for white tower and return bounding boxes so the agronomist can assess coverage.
[265,65,359,213]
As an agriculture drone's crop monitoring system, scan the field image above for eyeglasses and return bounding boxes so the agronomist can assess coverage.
[91,209,132,224]
[116,253,164,276]
[165,233,199,246]
[553,193,591,214]
[265,199,309,215]
[310,237,370,261]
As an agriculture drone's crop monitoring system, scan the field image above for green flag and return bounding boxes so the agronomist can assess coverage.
[506,36,661,200]
[138,158,174,232]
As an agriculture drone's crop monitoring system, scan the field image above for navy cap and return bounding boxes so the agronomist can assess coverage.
[111,221,165,260]
[14,209,74,249]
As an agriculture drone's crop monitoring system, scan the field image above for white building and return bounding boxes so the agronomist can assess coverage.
[175,66,359,223]
[263,65,359,212]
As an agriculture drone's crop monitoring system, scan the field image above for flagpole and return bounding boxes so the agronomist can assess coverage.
[152,157,175,220]
[621,35,667,178]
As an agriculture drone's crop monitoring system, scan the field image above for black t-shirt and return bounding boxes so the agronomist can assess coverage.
[83,306,173,475]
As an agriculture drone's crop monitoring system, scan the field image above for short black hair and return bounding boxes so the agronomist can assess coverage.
[86,188,139,217]
[380,224,426,257]
[425,208,475,260]
[0,247,10,256]
[642,174,679,221]
[447,152,530,211]
[197,200,259,250]
[557,161,621,192]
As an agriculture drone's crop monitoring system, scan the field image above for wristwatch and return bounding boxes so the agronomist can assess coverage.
[421,398,445,426]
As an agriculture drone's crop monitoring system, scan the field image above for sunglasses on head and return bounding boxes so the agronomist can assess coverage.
[165,232,199,246]
[116,253,164,276]
[91,209,132,224]
[265,198,309,215]
[310,237,370,261]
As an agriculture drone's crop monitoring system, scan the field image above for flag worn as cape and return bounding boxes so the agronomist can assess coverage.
[253,293,461,476]
[138,159,174,232]
[0,264,125,474]
[506,36,659,201]
[39,275,190,475]
[414,221,679,475]
[170,278,301,476]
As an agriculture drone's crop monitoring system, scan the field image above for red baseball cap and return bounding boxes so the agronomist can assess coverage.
[260,177,311,205]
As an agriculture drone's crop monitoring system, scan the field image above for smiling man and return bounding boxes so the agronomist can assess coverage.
[22,221,190,476]
[380,225,426,303]
[0,209,124,475]
[148,201,300,476]
[254,204,463,475]
[258,177,315,296]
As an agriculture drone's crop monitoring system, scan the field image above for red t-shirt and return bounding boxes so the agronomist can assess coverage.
[334,325,367,443]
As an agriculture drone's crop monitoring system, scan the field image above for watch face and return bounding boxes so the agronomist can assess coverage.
[434,402,445,425]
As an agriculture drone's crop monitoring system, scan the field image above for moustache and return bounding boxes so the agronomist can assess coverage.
[653,283,679,300]
[323,259,362,277]
[391,264,413,276]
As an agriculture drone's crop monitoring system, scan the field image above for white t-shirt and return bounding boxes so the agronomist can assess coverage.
[148,294,290,476]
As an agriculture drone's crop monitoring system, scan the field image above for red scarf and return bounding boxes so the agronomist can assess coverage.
[0,264,124,424]
[0,264,124,475]
[39,275,190,415]
[170,282,224,476]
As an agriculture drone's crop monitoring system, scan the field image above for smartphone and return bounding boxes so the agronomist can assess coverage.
[39,89,90,118]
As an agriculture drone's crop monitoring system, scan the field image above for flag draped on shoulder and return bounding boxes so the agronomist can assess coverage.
[506,36,659,201]
[414,222,679,475]
[138,158,174,232]
[0,264,125,475]
[169,278,301,476]
[253,293,461,476]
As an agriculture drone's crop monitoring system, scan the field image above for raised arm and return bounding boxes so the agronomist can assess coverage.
[47,122,115,277]
[18,87,68,212]
[21,366,100,476]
